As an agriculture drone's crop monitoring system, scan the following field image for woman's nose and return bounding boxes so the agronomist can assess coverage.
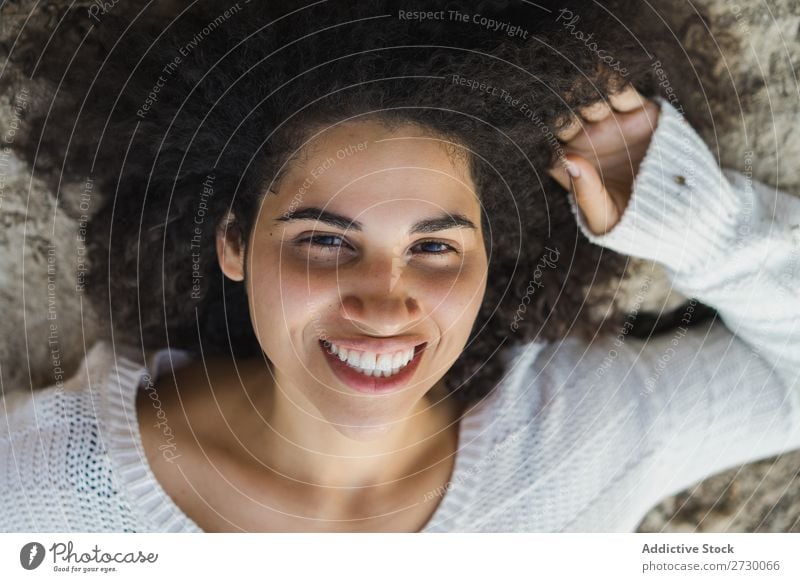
[338,252,423,334]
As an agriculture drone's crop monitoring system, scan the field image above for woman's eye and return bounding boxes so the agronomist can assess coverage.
[412,240,457,255]
[297,234,350,253]
[295,235,456,257]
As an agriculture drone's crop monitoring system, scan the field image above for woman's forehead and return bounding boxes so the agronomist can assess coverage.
[268,120,478,218]
[295,120,469,175]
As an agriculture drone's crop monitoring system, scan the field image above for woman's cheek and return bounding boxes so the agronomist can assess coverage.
[279,262,342,339]
[245,258,311,345]
[416,260,487,319]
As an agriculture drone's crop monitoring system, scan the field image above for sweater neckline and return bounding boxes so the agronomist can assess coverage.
[101,343,501,532]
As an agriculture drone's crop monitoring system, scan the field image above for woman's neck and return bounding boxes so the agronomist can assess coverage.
[149,354,465,529]
[245,367,461,489]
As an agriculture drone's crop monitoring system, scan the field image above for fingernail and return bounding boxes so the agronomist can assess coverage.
[566,162,581,179]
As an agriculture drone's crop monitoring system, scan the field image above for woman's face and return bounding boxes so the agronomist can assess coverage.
[217,120,488,440]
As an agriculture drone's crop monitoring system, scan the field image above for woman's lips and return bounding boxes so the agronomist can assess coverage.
[320,340,427,394]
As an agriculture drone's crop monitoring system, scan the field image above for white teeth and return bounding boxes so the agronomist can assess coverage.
[346,350,360,367]
[323,341,420,377]
[376,353,394,373]
[359,351,377,371]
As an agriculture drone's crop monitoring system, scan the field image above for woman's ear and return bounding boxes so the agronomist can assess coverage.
[216,212,245,282]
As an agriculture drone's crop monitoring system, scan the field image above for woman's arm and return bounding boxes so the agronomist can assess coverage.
[546,93,800,519]
[560,96,800,386]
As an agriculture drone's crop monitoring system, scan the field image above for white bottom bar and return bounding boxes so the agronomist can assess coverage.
[2,533,797,581]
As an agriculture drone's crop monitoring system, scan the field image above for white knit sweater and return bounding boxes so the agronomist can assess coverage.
[2,100,799,532]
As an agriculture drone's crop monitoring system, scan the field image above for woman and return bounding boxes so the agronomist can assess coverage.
[1,1,798,532]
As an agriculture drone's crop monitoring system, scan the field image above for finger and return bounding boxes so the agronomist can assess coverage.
[547,154,620,235]
[555,113,583,142]
[608,84,648,112]
[547,155,581,191]
[578,100,613,123]
[554,98,661,156]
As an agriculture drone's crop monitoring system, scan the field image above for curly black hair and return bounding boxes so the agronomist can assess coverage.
[8,0,713,405]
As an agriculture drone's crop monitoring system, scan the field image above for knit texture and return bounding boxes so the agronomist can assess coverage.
[2,100,799,532]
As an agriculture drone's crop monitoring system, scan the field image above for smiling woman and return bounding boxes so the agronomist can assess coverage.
[23,0,661,406]
[2,0,799,535]
[216,119,489,440]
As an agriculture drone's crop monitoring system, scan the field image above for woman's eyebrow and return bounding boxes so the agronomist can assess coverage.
[275,206,477,234]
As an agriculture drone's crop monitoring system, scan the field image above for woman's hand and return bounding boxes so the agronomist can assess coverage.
[547,85,661,235]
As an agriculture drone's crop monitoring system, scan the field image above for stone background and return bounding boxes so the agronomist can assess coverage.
[0,0,797,531]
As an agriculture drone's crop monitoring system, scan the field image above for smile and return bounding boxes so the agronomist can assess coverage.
[324,341,416,377]
[319,339,428,394]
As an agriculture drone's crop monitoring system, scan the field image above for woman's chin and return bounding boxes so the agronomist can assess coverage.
[315,403,416,442]
[333,422,394,443]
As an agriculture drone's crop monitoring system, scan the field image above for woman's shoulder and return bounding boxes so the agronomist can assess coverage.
[0,340,148,531]
[1,341,118,432]
[490,333,655,435]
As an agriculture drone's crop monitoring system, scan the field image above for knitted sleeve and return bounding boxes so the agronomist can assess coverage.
[563,98,800,522]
